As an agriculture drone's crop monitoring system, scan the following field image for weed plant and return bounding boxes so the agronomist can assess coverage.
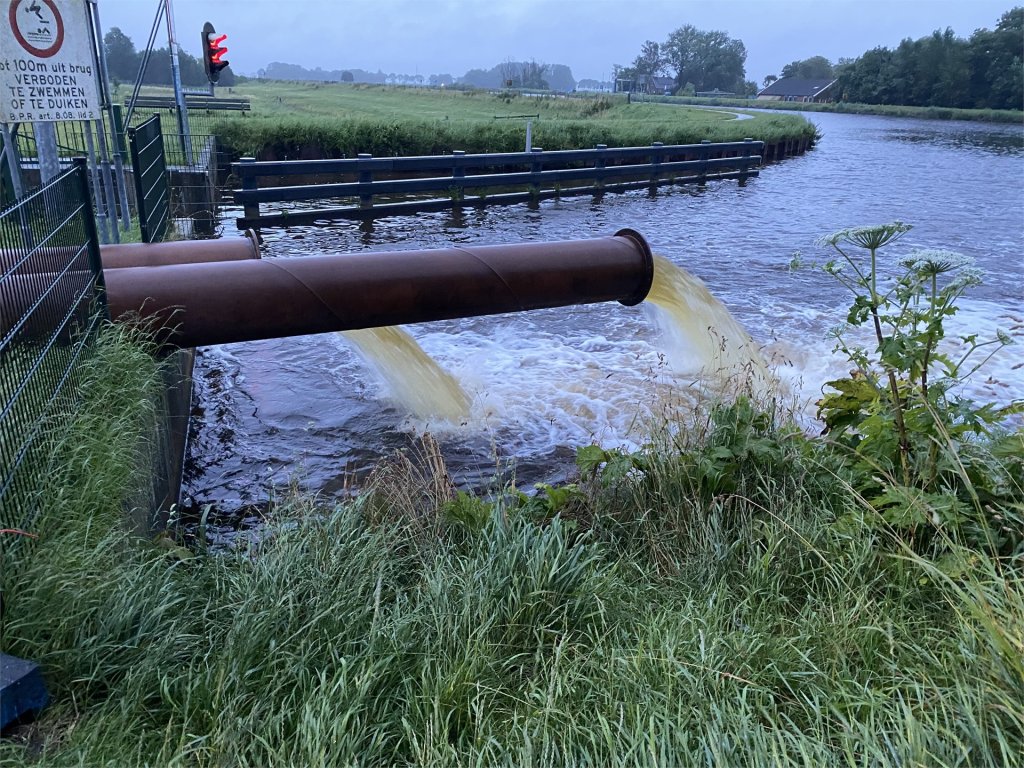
[2,303,1022,765]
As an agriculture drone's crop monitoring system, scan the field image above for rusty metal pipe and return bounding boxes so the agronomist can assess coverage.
[1,232,260,275]
[105,229,654,348]
[99,231,261,268]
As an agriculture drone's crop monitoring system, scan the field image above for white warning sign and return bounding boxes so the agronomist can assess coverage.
[1,0,101,122]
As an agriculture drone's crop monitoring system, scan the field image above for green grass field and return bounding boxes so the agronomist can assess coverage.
[131,80,816,159]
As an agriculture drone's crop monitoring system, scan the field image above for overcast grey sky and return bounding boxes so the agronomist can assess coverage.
[98,0,1015,84]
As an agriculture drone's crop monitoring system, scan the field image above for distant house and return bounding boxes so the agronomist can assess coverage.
[757,77,837,103]
[615,74,676,95]
[650,76,676,95]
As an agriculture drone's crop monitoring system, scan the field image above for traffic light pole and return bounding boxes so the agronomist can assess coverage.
[164,0,193,166]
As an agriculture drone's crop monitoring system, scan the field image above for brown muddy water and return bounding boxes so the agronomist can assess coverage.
[184,111,1023,525]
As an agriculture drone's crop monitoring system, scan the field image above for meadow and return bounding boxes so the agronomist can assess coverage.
[171,80,818,160]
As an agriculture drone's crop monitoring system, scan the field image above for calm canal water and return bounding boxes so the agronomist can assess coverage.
[185,111,1024,517]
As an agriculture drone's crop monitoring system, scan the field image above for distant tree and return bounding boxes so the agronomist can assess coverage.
[662,25,747,93]
[631,39,665,88]
[520,60,549,90]
[546,63,576,92]
[460,67,496,88]
[104,27,139,83]
[341,71,354,82]
[836,8,1020,110]
[763,74,778,88]
[967,6,1023,109]
[498,59,519,88]
[780,56,834,80]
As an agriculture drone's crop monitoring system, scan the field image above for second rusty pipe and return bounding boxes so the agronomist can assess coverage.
[105,229,654,348]
[98,231,261,269]
[0,232,260,275]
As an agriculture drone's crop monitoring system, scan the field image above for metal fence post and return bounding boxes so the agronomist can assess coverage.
[650,141,663,188]
[239,157,260,223]
[698,139,711,187]
[358,154,373,210]
[452,150,465,205]
[594,144,607,195]
[73,157,108,315]
[739,138,753,185]
[530,147,543,199]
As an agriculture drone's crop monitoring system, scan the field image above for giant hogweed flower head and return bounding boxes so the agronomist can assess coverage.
[818,221,913,251]
[899,249,975,278]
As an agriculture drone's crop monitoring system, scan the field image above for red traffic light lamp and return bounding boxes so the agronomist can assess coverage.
[202,21,229,83]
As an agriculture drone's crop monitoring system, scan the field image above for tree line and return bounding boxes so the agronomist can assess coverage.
[104,27,236,89]
[615,27,754,96]
[260,60,578,92]
[833,7,1022,110]
[619,7,1022,110]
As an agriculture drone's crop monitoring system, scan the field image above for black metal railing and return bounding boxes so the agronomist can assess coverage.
[0,159,106,543]
[128,114,170,243]
[232,139,763,228]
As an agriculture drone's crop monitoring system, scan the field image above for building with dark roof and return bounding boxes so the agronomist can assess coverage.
[757,77,838,103]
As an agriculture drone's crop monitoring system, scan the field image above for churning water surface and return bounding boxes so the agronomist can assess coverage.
[184,111,1024,516]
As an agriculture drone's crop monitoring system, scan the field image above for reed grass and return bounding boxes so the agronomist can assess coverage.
[1,333,1020,767]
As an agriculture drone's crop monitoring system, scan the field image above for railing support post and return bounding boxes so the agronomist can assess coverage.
[739,138,753,185]
[594,144,606,195]
[240,157,260,224]
[650,141,663,190]
[698,139,711,187]
[530,147,543,200]
[452,150,465,205]
[357,153,373,210]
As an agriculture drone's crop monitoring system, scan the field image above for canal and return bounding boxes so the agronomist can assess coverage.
[185,111,1024,517]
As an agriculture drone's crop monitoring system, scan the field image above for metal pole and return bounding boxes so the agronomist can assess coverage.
[83,121,110,243]
[1,122,33,246]
[125,1,166,127]
[0,123,25,199]
[87,0,131,231]
[32,123,60,182]
[73,157,108,315]
[525,120,532,153]
[92,119,121,243]
[165,0,193,165]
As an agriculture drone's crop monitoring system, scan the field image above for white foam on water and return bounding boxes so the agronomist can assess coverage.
[332,260,1021,460]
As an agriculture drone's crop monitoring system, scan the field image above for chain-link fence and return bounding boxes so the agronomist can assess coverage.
[1,96,252,241]
[0,159,106,546]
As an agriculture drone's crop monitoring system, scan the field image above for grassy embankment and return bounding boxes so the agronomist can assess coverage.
[1,308,1021,765]
[193,81,817,160]
[627,92,1024,124]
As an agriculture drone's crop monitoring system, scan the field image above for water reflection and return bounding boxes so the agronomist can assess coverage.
[884,124,1024,156]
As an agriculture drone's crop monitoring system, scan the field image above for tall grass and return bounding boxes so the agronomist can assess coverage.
[1,334,1021,766]
[205,81,816,161]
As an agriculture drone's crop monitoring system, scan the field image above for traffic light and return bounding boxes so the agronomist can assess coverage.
[202,22,229,83]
